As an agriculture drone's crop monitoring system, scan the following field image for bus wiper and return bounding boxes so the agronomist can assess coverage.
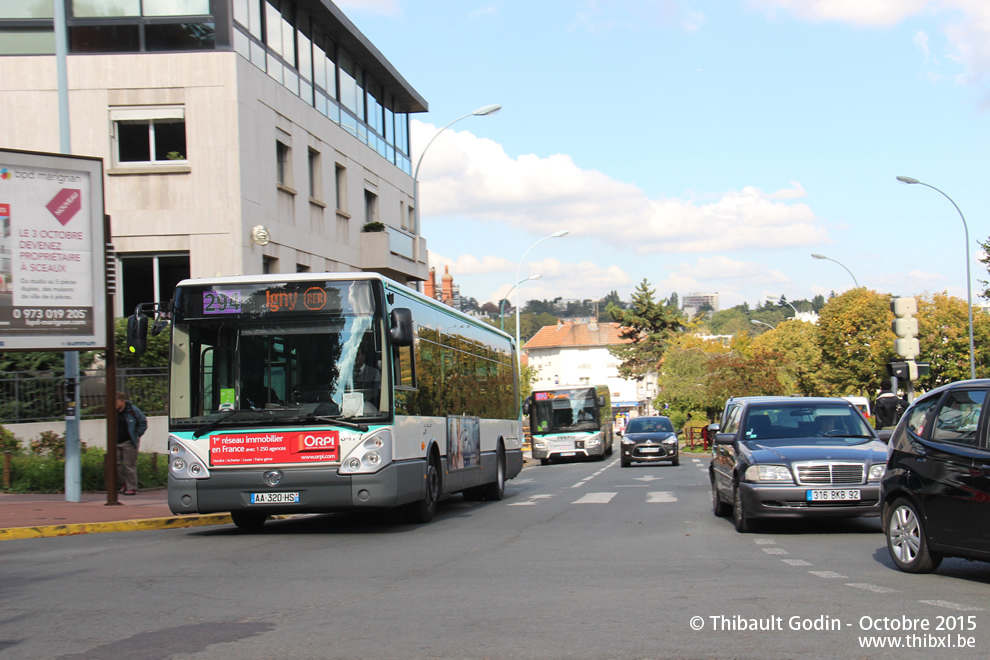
[193,410,249,438]
[304,415,369,432]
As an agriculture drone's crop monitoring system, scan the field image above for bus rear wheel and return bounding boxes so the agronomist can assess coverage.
[482,445,506,501]
[231,511,267,530]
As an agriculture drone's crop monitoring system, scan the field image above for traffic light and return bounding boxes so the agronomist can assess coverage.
[886,361,930,382]
[126,313,149,355]
[891,297,919,360]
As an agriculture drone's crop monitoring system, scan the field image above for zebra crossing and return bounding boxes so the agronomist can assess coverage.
[508,489,679,506]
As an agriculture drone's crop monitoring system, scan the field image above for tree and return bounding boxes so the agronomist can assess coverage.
[706,351,788,404]
[916,291,990,388]
[751,319,830,396]
[606,279,680,381]
[812,294,826,312]
[667,291,679,310]
[816,289,894,396]
[479,301,500,316]
[460,296,480,313]
[705,308,750,336]
[657,335,730,421]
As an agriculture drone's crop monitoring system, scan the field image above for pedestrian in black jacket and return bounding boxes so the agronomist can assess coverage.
[115,392,147,495]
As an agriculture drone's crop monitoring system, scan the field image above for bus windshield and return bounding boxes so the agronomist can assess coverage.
[168,279,389,430]
[530,388,600,434]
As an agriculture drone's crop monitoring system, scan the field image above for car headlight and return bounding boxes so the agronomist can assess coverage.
[744,464,794,483]
[662,437,677,445]
[586,437,601,447]
[534,442,546,450]
[621,437,636,445]
[168,436,210,480]
[868,464,885,482]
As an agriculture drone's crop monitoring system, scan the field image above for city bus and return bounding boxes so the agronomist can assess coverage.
[525,385,613,465]
[129,272,523,528]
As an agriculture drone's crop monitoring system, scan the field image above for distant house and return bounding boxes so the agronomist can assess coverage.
[524,319,655,416]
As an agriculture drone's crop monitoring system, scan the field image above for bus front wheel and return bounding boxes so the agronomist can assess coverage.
[406,454,440,524]
[231,511,267,530]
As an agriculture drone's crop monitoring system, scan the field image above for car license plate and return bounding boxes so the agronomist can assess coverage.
[640,447,660,453]
[250,492,300,504]
[806,489,860,501]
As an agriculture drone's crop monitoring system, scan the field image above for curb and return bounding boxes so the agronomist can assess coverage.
[0,513,233,541]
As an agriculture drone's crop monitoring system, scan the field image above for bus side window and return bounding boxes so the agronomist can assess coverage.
[393,342,415,388]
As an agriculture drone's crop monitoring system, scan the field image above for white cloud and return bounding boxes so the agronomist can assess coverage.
[413,121,830,256]
[427,251,516,275]
[747,1,990,90]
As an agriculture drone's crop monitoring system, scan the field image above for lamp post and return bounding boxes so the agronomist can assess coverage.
[897,176,976,379]
[751,319,776,331]
[811,253,859,289]
[766,295,798,317]
[412,104,501,238]
[515,231,568,375]
[500,274,541,331]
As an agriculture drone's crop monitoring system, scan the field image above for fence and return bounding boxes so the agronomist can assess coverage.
[0,368,168,423]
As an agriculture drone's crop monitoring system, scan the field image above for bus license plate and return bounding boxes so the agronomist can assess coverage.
[250,492,300,504]
[806,489,860,501]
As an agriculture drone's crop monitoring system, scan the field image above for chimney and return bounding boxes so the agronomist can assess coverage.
[441,265,454,304]
[424,267,437,300]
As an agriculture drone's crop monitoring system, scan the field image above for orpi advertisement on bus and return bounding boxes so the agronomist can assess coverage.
[0,149,106,350]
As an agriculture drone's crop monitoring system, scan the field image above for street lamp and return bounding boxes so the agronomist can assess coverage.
[751,319,776,330]
[500,274,541,331]
[897,175,975,379]
[515,230,568,375]
[811,253,859,289]
[412,104,501,238]
[766,295,798,316]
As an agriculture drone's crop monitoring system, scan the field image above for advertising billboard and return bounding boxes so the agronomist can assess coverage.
[0,149,106,350]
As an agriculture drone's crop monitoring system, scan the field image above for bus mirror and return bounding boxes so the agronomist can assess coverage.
[598,395,606,407]
[522,401,530,415]
[126,313,149,355]
[389,308,413,347]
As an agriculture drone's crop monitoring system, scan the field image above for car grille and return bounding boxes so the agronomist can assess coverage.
[793,462,864,485]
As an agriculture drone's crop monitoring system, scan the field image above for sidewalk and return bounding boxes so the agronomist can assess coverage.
[0,489,231,541]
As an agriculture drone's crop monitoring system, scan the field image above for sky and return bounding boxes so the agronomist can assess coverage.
[336,0,989,312]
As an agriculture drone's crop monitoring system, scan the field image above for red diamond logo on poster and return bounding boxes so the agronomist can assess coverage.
[46,188,82,226]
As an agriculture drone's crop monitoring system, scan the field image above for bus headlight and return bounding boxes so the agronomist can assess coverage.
[168,437,210,480]
[339,429,392,475]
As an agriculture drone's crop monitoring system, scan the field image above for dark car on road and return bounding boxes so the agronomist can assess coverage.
[620,416,679,467]
[881,379,990,573]
[710,397,888,532]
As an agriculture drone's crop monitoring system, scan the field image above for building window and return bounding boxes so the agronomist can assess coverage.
[335,163,347,212]
[296,263,309,273]
[111,106,186,166]
[263,256,278,274]
[308,148,322,201]
[364,190,378,224]
[276,140,291,187]
[119,252,189,317]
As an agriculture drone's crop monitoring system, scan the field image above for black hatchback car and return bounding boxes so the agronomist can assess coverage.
[619,416,679,467]
[881,379,990,573]
[710,397,888,532]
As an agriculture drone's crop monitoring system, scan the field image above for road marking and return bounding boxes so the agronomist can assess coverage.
[573,492,616,504]
[633,475,663,482]
[919,600,983,612]
[645,491,676,503]
[846,583,897,594]
[809,571,847,578]
[754,538,776,545]
[507,494,554,506]
[782,559,812,566]
[762,548,788,555]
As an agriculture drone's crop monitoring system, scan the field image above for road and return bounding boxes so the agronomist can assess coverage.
[2,453,988,659]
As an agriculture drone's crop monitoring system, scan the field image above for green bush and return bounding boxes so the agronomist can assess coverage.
[4,449,168,493]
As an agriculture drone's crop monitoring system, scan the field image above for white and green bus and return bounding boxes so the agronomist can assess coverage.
[525,385,613,465]
[130,273,523,528]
